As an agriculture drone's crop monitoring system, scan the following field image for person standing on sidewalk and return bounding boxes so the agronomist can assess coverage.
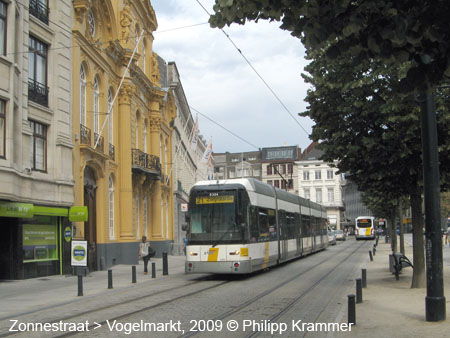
[139,236,152,275]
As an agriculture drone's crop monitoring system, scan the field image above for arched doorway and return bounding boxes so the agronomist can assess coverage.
[84,166,97,271]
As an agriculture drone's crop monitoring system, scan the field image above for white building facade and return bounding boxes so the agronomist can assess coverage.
[296,144,345,229]
[166,61,210,254]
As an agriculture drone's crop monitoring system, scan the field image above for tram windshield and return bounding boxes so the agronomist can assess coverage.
[188,190,246,244]
[356,218,373,228]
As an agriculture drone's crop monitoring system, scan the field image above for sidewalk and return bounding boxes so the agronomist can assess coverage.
[0,255,187,320]
[336,235,450,337]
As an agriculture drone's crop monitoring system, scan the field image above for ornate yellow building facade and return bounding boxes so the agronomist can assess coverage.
[72,0,175,271]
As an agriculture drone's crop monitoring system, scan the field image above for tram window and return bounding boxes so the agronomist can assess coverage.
[286,212,296,239]
[268,209,277,240]
[295,213,301,236]
[258,209,270,242]
[249,207,259,242]
[302,215,311,237]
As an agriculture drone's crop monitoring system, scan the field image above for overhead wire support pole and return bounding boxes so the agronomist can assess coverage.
[94,29,145,150]
[419,88,446,322]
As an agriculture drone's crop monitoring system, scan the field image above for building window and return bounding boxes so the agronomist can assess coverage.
[267,164,272,175]
[229,170,235,178]
[107,88,113,144]
[143,122,147,153]
[267,180,273,186]
[0,99,5,158]
[328,188,334,202]
[281,180,286,190]
[0,1,7,56]
[327,169,334,180]
[142,40,146,73]
[108,176,115,240]
[28,36,48,106]
[288,179,293,189]
[93,76,99,134]
[316,189,322,203]
[274,180,280,188]
[253,168,260,176]
[281,164,286,174]
[288,163,293,174]
[29,0,49,24]
[303,171,310,180]
[88,9,95,37]
[29,120,47,172]
[80,65,87,125]
[315,170,322,180]
[304,188,310,200]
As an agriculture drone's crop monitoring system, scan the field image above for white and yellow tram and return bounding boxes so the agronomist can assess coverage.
[184,179,328,274]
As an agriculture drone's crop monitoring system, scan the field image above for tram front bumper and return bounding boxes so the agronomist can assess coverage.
[185,260,251,274]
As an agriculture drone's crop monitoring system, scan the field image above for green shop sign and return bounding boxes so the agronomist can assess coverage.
[69,206,88,222]
[0,202,34,218]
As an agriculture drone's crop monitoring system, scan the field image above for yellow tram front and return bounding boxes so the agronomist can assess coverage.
[185,185,254,274]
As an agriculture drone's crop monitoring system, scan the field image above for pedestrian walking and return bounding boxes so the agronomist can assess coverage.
[139,236,154,275]
[183,236,188,255]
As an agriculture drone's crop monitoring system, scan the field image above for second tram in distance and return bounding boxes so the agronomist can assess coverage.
[184,178,328,274]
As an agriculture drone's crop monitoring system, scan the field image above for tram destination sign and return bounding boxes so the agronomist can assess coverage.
[262,146,298,161]
[196,195,234,204]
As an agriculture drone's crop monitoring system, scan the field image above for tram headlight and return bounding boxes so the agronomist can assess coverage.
[229,250,240,255]
[189,252,198,256]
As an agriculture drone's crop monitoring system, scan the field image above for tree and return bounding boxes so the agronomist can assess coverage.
[210,0,450,91]
[210,0,450,318]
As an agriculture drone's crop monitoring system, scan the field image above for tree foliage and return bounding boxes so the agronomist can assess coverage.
[210,0,450,91]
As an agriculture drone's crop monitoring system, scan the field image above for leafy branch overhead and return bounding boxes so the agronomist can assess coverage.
[210,0,450,92]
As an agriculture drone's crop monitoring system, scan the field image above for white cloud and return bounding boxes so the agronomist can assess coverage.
[152,0,313,153]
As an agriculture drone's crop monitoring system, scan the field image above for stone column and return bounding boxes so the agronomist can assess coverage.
[118,83,135,239]
[149,100,162,238]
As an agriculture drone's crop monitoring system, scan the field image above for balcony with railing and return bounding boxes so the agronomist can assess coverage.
[29,0,49,24]
[132,149,161,179]
[93,133,104,153]
[80,124,91,146]
[109,143,115,161]
[28,79,49,106]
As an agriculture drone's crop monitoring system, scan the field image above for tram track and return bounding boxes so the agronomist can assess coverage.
[0,276,230,338]
[0,241,367,338]
[242,241,367,338]
[179,240,367,338]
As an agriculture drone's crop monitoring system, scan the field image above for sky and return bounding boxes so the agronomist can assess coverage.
[151,0,314,154]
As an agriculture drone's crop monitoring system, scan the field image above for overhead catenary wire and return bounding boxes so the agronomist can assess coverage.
[190,106,260,150]
[195,0,311,137]
[20,0,264,152]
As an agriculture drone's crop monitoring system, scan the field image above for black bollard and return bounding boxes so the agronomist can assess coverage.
[152,262,156,278]
[78,275,83,296]
[356,278,363,303]
[361,268,367,288]
[369,250,373,261]
[108,269,113,289]
[376,236,379,246]
[385,235,389,243]
[163,252,168,276]
[372,245,376,256]
[132,265,136,283]
[348,294,356,325]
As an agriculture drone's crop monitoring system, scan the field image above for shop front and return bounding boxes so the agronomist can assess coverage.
[0,202,87,280]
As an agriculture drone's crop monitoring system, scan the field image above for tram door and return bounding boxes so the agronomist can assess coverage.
[278,210,288,261]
